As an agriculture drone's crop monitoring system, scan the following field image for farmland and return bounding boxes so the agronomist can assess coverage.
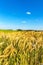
[0,30,43,65]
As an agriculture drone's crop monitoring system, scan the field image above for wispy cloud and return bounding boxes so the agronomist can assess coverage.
[26,11,31,15]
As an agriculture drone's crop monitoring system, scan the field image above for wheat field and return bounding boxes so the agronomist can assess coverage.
[0,30,43,65]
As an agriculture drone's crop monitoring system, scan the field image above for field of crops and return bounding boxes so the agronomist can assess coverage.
[0,30,43,65]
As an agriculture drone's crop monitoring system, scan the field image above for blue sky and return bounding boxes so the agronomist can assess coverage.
[0,0,43,30]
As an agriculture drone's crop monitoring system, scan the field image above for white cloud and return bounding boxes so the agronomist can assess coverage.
[26,11,31,15]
